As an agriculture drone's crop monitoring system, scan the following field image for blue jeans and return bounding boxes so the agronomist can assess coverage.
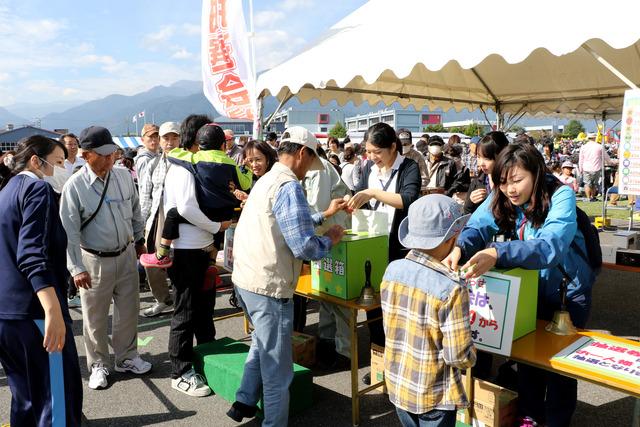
[395,407,456,427]
[235,287,294,427]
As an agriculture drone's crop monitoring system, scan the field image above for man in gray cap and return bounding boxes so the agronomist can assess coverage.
[380,194,476,427]
[139,121,181,317]
[60,126,152,390]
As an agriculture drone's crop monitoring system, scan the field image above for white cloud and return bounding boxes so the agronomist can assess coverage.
[0,72,10,82]
[254,30,306,70]
[142,26,177,50]
[254,10,285,29]
[63,88,80,96]
[171,48,194,60]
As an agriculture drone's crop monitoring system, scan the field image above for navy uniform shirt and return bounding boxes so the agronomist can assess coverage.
[0,172,70,321]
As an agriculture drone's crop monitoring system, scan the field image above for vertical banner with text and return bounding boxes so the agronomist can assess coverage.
[202,0,256,122]
[619,89,640,195]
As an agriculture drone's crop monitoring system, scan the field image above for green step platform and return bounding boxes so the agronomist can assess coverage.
[193,337,313,416]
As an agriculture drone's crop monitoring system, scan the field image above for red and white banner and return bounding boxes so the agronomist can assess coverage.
[201,0,256,121]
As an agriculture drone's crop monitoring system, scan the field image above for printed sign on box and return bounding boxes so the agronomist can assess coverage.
[465,269,538,356]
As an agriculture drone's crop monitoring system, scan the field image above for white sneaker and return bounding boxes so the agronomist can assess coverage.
[142,301,173,317]
[88,364,109,390]
[171,369,212,397]
[114,355,152,374]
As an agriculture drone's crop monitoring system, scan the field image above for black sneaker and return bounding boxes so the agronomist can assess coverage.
[226,401,258,422]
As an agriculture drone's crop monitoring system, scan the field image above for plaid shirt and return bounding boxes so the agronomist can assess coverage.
[273,180,332,260]
[381,249,476,414]
[139,155,170,231]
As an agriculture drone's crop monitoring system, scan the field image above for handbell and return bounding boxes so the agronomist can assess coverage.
[545,310,577,336]
[545,272,577,336]
[356,259,379,306]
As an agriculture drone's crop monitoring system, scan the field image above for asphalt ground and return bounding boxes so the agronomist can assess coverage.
[1,248,638,426]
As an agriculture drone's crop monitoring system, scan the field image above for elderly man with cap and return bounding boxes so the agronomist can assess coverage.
[227,127,347,426]
[60,126,152,390]
[138,121,181,317]
[224,129,243,165]
[397,128,429,193]
[135,123,161,189]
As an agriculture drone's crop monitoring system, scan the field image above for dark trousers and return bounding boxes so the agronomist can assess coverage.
[0,319,83,427]
[293,295,308,333]
[162,206,232,250]
[517,294,591,427]
[167,248,215,378]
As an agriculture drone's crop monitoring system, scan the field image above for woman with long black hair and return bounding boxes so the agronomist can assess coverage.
[445,143,595,427]
[0,135,82,426]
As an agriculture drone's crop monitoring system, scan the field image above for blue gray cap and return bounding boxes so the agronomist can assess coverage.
[398,194,470,250]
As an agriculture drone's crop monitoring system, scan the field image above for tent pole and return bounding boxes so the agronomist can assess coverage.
[479,106,493,129]
[599,111,607,224]
[495,103,502,130]
[582,43,640,90]
[263,89,293,130]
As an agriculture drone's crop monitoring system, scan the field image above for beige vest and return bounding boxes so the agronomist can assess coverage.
[232,162,301,299]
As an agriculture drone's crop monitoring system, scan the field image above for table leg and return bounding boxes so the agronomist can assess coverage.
[350,308,360,426]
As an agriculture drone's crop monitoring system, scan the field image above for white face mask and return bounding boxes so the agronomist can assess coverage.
[40,157,70,193]
[402,144,411,154]
[429,145,443,156]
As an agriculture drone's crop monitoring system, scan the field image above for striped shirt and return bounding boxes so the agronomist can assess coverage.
[381,249,476,414]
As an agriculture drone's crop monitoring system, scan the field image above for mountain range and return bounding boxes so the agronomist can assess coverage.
[0,80,588,135]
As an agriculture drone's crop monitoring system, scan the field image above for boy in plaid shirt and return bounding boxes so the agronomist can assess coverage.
[381,194,476,427]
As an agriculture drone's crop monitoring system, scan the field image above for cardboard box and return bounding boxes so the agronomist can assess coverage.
[600,244,618,263]
[370,344,387,393]
[193,337,313,416]
[611,231,638,250]
[457,376,518,427]
[292,332,316,368]
[311,232,388,300]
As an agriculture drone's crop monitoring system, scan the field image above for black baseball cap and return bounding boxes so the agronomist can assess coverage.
[79,126,118,155]
[428,135,445,146]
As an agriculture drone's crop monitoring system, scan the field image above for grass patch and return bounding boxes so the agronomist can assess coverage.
[577,200,637,220]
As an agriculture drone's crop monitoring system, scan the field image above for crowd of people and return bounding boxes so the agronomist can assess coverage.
[0,116,612,427]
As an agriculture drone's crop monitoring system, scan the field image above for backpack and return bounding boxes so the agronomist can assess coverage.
[573,206,602,274]
[549,175,602,275]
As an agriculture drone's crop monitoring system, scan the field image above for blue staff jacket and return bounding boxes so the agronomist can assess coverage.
[457,182,594,306]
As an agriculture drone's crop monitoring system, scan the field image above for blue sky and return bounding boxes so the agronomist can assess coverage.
[0,0,366,106]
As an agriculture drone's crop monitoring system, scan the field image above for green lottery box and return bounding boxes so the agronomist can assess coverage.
[465,267,538,356]
[311,232,389,300]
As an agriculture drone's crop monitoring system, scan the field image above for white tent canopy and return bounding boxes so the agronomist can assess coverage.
[257,0,640,122]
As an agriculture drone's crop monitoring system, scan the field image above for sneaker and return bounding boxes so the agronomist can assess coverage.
[88,364,109,390]
[67,295,81,308]
[226,401,258,422]
[140,253,173,269]
[171,369,211,397]
[114,355,152,375]
[142,302,173,317]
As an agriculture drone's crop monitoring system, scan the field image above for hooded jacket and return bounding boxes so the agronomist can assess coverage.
[167,148,252,215]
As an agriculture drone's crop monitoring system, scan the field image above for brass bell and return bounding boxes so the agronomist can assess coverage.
[545,310,577,335]
[545,271,577,336]
[356,260,379,306]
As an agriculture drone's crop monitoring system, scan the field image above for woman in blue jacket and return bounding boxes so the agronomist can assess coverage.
[444,143,594,427]
[0,135,82,426]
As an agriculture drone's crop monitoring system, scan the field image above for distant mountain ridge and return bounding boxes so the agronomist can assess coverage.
[1,80,589,135]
